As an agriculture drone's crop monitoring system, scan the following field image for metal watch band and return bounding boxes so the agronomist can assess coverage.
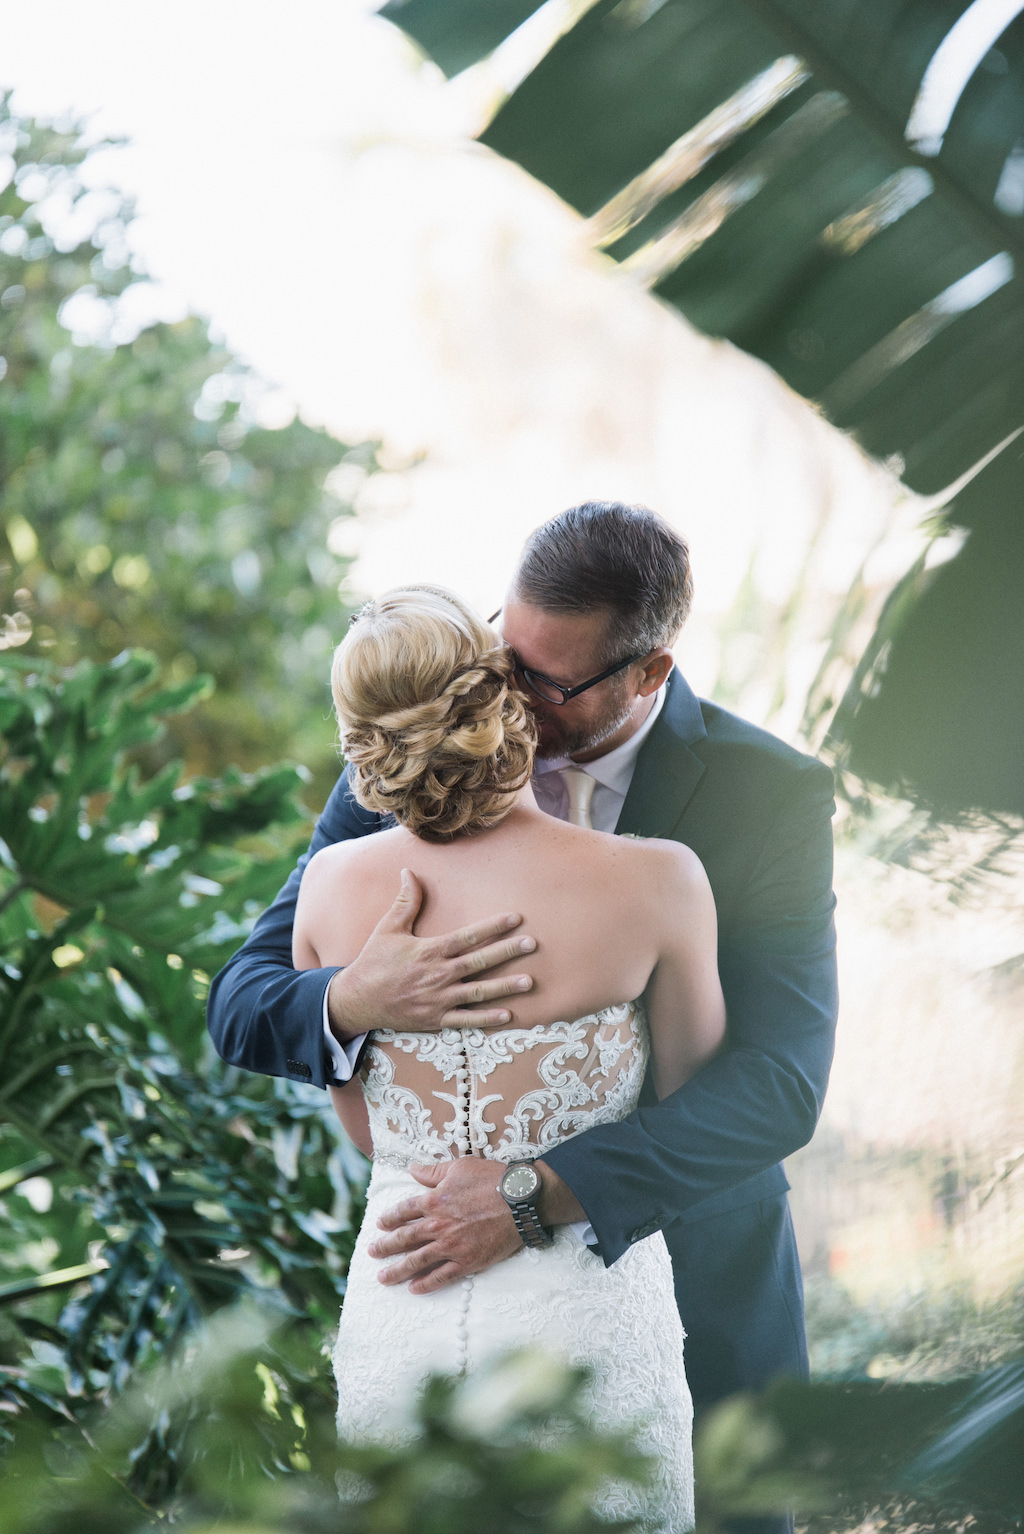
[510,1202,550,1249]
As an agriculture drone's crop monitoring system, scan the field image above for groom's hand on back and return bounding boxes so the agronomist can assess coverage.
[326,869,536,1041]
[368,1157,586,1292]
[370,1160,520,1291]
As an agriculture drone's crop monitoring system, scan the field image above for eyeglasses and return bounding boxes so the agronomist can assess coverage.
[510,650,648,705]
[487,610,647,706]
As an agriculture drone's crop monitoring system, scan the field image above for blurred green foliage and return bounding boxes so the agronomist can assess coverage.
[804,1271,1024,1384]
[2,1316,658,1533]
[0,92,374,796]
[0,647,362,1492]
[694,1366,1024,1529]
[824,437,1024,822]
[398,0,1024,498]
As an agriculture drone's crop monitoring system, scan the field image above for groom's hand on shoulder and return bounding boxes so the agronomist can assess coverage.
[327,868,536,1041]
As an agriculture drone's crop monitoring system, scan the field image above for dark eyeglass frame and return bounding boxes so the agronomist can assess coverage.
[488,610,648,706]
[513,650,649,705]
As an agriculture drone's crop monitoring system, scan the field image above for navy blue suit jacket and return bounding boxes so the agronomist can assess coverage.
[207,669,838,1270]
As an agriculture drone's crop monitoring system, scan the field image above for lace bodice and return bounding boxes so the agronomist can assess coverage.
[360,1000,648,1165]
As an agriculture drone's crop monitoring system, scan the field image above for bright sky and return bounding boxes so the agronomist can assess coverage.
[1,0,906,727]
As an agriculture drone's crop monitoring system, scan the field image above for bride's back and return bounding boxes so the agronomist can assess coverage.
[305,802,667,1031]
[308,584,668,1028]
[304,806,678,1165]
[297,584,723,1132]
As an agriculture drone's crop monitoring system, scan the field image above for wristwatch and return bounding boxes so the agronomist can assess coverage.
[498,1159,552,1249]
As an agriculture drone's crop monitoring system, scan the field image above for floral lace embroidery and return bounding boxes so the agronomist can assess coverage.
[361,1001,648,1165]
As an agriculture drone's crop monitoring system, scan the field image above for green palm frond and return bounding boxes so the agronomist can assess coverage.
[381,0,1024,819]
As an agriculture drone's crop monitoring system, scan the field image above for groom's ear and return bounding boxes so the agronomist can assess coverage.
[637,649,674,696]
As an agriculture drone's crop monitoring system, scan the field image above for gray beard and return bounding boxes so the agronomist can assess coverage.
[534,692,636,762]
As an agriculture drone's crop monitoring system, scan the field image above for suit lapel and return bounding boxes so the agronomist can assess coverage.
[616,669,707,839]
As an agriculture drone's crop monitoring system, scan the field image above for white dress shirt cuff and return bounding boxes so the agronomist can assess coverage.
[322,986,367,1083]
[571,1218,598,1247]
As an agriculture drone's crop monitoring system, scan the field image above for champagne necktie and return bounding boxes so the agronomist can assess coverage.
[561,766,596,829]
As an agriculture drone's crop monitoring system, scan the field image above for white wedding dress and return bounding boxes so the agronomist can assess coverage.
[333,1001,694,1531]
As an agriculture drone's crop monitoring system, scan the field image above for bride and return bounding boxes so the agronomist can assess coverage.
[292,585,725,1530]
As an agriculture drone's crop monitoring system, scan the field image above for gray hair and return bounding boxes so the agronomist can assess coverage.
[510,501,693,661]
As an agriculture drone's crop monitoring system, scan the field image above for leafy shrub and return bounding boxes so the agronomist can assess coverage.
[0,648,362,1496]
[0,92,374,794]
[2,1314,656,1534]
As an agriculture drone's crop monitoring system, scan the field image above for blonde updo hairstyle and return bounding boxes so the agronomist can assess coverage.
[332,585,536,842]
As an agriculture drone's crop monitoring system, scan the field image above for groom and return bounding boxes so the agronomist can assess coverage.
[208,501,837,1528]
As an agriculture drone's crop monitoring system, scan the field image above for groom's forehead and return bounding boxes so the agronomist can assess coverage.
[499,598,612,663]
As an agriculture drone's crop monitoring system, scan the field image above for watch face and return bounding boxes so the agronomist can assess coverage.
[502,1164,540,1200]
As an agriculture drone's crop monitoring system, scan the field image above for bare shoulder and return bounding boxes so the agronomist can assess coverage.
[295,830,409,964]
[622,834,709,889]
[302,839,358,891]
[616,835,715,925]
[302,829,403,893]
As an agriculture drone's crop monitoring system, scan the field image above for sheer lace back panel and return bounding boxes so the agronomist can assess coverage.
[361,1001,648,1165]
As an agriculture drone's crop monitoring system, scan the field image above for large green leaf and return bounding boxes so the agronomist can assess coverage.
[383,0,1024,490]
[825,435,1024,817]
[380,0,542,75]
[380,0,1024,817]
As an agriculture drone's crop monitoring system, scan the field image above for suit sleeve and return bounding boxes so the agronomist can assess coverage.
[542,756,838,1265]
[206,767,382,1088]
